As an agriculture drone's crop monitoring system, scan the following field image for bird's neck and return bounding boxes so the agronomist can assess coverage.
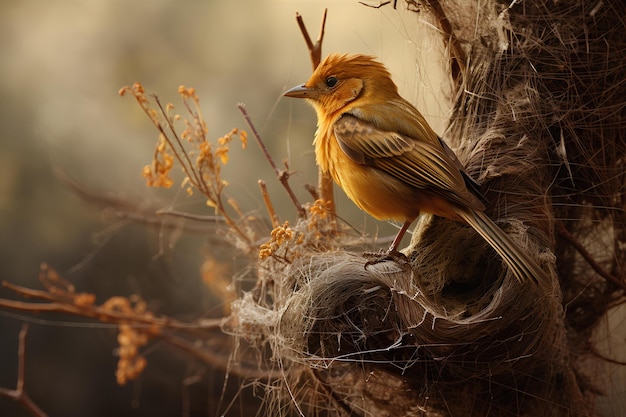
[313,107,336,175]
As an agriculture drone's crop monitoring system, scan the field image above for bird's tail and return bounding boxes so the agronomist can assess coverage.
[455,208,548,286]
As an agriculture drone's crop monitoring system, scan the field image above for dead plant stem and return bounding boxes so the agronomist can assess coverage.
[237,103,306,218]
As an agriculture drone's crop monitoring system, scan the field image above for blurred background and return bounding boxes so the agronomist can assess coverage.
[0,1,451,416]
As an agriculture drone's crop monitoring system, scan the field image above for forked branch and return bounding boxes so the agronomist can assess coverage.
[0,325,48,417]
[294,10,336,219]
[295,9,327,70]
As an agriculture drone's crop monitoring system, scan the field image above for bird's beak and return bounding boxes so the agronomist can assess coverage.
[283,84,319,100]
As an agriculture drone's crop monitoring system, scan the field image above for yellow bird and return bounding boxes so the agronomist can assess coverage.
[284,53,545,285]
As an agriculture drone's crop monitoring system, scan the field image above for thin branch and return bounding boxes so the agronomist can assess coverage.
[153,96,206,194]
[155,209,224,223]
[159,331,284,381]
[121,85,253,246]
[0,281,268,387]
[317,172,336,223]
[295,9,327,70]
[259,180,279,228]
[304,184,319,201]
[0,295,279,386]
[16,325,26,393]
[294,10,336,220]
[427,0,465,83]
[0,281,223,335]
[557,223,626,292]
[237,103,306,218]
[56,168,224,234]
[358,1,392,8]
[0,325,49,417]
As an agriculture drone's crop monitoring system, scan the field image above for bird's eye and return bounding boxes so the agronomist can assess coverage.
[325,76,338,88]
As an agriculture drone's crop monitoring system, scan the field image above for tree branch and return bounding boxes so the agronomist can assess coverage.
[0,325,49,417]
[294,10,336,220]
[295,9,327,70]
[237,103,306,219]
[557,222,626,292]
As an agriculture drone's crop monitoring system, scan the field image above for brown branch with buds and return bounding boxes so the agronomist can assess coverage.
[119,83,254,250]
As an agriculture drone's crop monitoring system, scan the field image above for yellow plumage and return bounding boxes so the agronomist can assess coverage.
[284,53,546,285]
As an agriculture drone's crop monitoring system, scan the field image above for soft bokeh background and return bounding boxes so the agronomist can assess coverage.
[0,1,451,416]
[0,1,623,416]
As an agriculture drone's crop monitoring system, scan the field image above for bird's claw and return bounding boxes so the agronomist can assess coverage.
[363,249,410,269]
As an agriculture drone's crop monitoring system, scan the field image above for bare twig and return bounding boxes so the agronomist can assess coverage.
[155,209,224,224]
[295,9,327,70]
[56,168,224,235]
[152,96,206,194]
[557,223,626,292]
[0,325,49,417]
[259,180,279,228]
[120,84,253,247]
[294,10,336,220]
[0,273,261,389]
[160,331,283,381]
[358,1,393,9]
[427,1,465,83]
[237,103,306,218]
[156,95,252,245]
[0,281,223,335]
[317,172,336,224]
[304,184,319,201]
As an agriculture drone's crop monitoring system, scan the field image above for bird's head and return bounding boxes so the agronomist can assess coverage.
[283,53,399,117]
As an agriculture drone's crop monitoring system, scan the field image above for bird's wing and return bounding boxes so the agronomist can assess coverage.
[334,114,484,210]
[437,136,486,202]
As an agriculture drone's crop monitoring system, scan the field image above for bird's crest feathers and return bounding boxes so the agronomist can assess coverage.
[303,54,400,115]
[309,54,394,86]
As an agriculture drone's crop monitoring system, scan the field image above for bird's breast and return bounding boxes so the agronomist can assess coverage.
[316,128,417,221]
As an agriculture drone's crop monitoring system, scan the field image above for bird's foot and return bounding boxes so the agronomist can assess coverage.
[363,249,410,269]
